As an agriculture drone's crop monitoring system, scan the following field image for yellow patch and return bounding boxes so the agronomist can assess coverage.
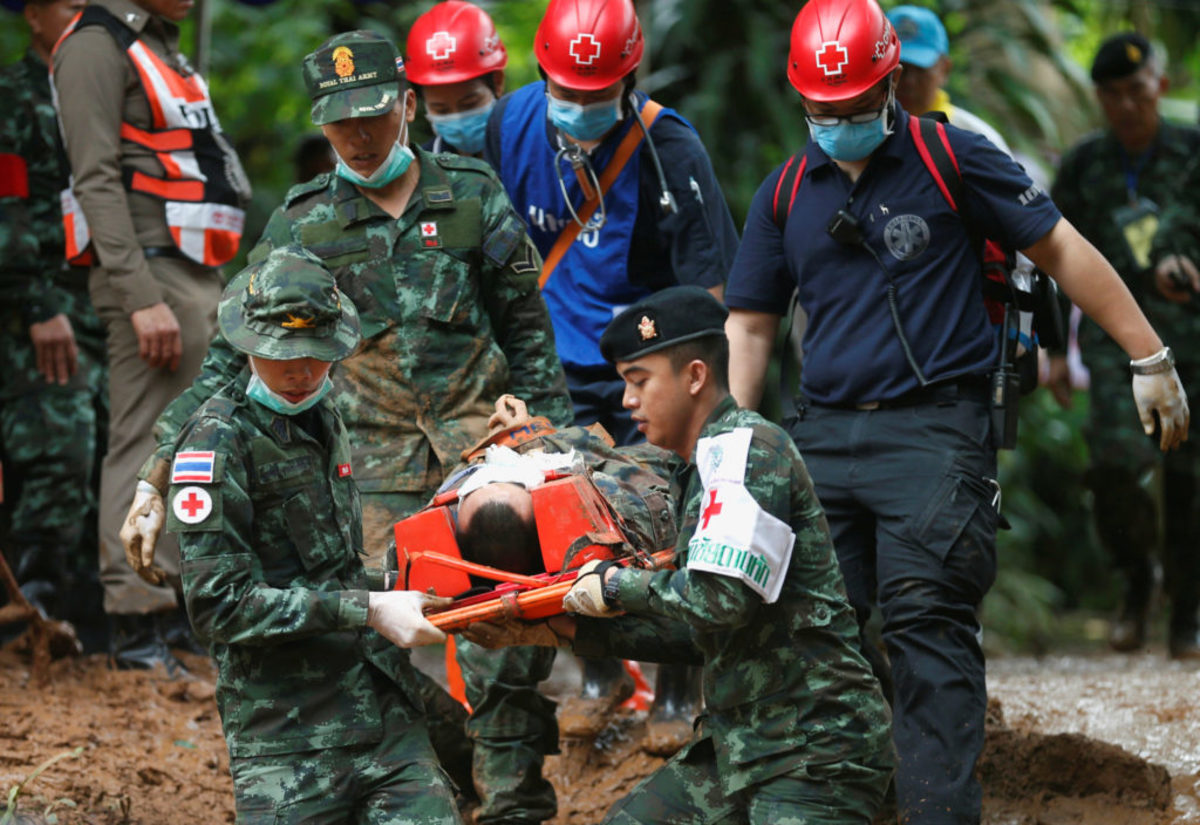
[281,313,316,329]
[1126,43,1142,65]
[638,315,657,341]
[333,46,355,78]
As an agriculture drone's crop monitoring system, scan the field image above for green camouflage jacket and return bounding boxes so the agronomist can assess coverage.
[168,377,426,758]
[574,395,893,794]
[0,51,73,321]
[144,147,571,493]
[1053,121,1200,366]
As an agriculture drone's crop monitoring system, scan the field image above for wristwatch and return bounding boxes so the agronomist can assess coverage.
[1130,346,1175,375]
[601,566,624,608]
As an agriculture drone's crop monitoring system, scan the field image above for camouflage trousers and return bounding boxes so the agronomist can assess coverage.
[0,282,107,620]
[603,734,890,825]
[229,684,461,824]
[1085,361,1200,626]
[456,639,559,825]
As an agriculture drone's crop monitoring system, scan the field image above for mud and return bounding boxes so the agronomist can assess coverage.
[1,647,1197,824]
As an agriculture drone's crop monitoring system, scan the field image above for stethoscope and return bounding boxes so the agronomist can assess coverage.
[551,91,679,232]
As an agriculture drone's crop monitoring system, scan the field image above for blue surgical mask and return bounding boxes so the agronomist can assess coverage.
[334,121,415,188]
[808,96,895,162]
[426,100,495,156]
[246,374,334,416]
[546,93,623,142]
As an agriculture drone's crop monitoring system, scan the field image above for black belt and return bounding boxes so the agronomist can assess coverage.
[142,245,187,260]
[818,376,990,411]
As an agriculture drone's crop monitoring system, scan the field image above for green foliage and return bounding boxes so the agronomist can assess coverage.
[981,387,1116,652]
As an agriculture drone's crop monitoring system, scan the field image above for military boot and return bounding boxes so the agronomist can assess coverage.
[1108,568,1152,653]
[109,612,190,679]
[559,657,634,737]
[642,664,700,756]
[1168,594,1200,661]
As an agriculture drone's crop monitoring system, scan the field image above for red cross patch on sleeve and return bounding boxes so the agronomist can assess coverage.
[338,463,352,478]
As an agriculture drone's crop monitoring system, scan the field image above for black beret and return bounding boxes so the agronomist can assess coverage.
[1091,32,1153,83]
[600,286,728,364]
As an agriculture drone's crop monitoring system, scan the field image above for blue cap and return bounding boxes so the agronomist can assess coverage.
[887,5,949,69]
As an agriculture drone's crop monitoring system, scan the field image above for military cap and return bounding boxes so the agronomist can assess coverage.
[304,30,406,125]
[219,244,361,362]
[600,286,728,364]
[1091,32,1153,83]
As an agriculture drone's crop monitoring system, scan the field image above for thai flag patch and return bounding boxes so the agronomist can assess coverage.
[172,451,215,483]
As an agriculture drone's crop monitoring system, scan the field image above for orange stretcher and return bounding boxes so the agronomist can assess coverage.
[392,470,675,632]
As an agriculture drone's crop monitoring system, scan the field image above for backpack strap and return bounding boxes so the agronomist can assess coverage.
[909,115,965,214]
[771,152,807,231]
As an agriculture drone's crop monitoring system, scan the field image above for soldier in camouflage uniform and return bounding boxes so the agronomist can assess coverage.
[170,244,461,823]
[473,288,895,824]
[123,30,570,824]
[0,0,108,629]
[1050,33,1200,659]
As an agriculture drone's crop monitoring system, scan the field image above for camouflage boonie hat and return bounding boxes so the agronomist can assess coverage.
[304,30,405,125]
[219,244,361,361]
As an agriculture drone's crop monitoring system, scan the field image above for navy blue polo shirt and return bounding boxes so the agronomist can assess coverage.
[725,106,1060,405]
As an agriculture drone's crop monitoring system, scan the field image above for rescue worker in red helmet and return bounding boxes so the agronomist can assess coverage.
[406,0,506,157]
[724,0,1189,822]
[474,0,739,786]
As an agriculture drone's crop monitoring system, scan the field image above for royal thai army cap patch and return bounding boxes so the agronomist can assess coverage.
[304,30,405,125]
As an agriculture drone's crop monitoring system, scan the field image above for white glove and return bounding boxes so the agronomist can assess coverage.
[120,481,167,585]
[562,560,622,618]
[1131,349,1190,452]
[367,591,453,648]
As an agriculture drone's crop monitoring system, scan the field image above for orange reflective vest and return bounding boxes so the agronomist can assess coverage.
[53,6,246,267]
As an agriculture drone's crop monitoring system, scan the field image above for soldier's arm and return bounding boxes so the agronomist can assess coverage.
[610,431,800,632]
[572,612,704,665]
[0,86,62,320]
[478,185,573,427]
[137,214,292,490]
[174,416,369,647]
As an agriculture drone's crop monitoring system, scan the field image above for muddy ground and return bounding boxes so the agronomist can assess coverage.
[1,638,1198,824]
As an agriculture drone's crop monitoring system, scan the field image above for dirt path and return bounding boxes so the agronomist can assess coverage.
[1,646,1197,824]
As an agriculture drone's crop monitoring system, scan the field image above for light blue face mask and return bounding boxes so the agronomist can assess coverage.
[246,373,334,416]
[335,121,415,188]
[808,96,895,162]
[426,100,495,156]
[546,93,623,142]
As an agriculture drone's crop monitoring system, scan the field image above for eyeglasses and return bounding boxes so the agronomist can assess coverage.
[804,97,889,128]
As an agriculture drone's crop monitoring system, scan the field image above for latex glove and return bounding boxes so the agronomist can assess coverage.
[1154,254,1200,304]
[1131,357,1189,452]
[563,560,621,618]
[367,591,453,648]
[121,482,167,585]
[487,394,531,432]
[461,617,573,649]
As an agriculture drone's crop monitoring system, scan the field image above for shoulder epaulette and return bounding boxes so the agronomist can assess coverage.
[284,173,333,207]
[434,152,495,178]
[193,382,244,424]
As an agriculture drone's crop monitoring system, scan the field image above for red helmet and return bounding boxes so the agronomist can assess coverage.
[405,0,508,86]
[535,0,643,92]
[787,0,900,101]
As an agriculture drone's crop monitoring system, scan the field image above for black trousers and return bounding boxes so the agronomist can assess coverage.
[790,390,999,825]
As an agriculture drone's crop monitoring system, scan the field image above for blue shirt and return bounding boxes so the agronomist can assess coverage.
[486,82,738,371]
[725,107,1060,405]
